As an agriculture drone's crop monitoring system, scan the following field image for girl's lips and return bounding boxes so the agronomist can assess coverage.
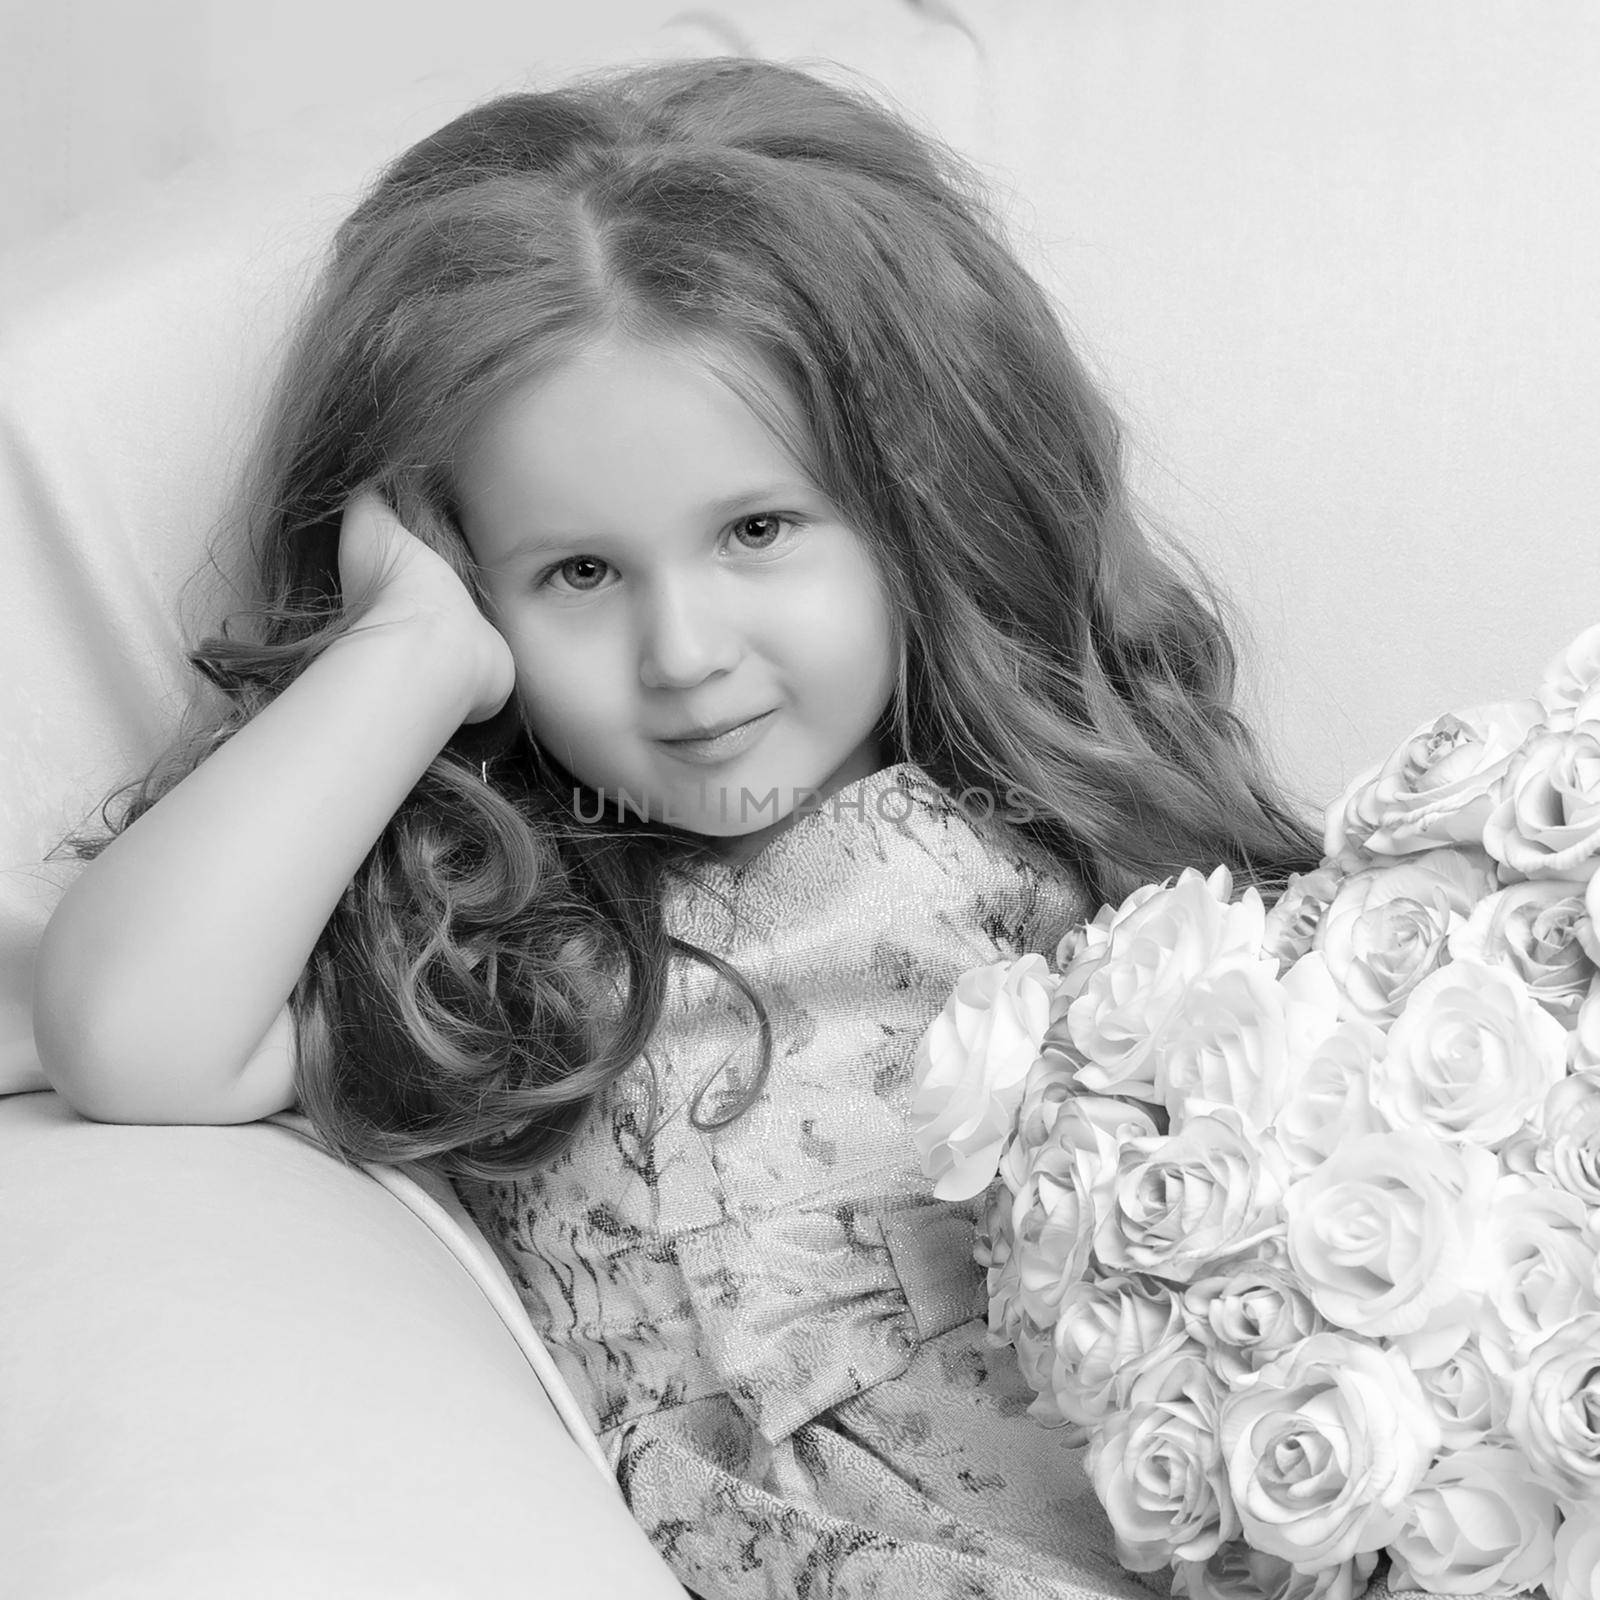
[657,709,776,765]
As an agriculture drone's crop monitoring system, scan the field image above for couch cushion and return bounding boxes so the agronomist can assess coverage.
[0,1090,683,1598]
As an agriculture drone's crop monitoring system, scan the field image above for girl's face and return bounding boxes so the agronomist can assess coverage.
[455,333,898,858]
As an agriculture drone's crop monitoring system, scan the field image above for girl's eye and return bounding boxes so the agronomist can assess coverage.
[543,555,611,593]
[537,516,797,591]
[730,513,792,551]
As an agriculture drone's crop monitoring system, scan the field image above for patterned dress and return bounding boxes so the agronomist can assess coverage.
[456,764,1158,1600]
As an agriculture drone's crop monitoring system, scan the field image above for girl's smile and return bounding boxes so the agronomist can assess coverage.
[455,332,899,853]
[656,707,778,765]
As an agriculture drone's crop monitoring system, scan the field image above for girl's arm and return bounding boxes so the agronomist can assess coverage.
[32,493,516,1125]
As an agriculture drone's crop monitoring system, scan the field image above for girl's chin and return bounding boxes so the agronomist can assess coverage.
[660,785,798,837]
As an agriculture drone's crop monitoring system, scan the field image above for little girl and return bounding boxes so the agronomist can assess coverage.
[35,57,1319,1599]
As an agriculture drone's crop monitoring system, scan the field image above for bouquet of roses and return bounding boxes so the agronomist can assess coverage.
[911,625,1600,1600]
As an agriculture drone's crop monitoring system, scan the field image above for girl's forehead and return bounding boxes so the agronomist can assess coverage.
[468,330,821,487]
[454,333,831,553]
[568,329,806,434]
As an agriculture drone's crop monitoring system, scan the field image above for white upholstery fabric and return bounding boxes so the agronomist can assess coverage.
[0,1090,684,1598]
[0,160,349,1092]
[265,1111,615,1480]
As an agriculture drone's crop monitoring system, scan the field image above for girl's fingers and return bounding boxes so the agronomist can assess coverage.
[334,489,518,721]
[337,487,436,605]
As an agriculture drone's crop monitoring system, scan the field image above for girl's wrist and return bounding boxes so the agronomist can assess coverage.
[328,603,511,727]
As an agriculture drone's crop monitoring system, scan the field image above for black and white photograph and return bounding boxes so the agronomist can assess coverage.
[3,4,1598,1597]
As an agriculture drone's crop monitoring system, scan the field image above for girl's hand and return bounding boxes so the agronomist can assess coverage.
[337,488,517,724]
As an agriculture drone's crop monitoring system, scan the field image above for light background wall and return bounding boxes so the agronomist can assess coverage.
[2,0,1597,808]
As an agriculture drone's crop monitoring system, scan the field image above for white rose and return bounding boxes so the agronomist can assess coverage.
[1387,1443,1561,1596]
[1181,1262,1324,1387]
[1574,975,1600,1070]
[1173,1547,1378,1600]
[1552,1497,1600,1600]
[1067,868,1265,1101]
[1504,1310,1600,1498]
[1219,1333,1440,1568]
[1005,1095,1159,1326]
[1475,1175,1600,1373]
[1538,621,1600,728]
[1040,1273,1201,1429]
[1093,1107,1287,1285]
[1053,881,1166,998]
[1449,878,1599,1023]
[1053,902,1115,981]
[1087,1358,1238,1571]
[1323,699,1545,869]
[1537,1068,1600,1204]
[975,1180,1024,1344]
[1153,951,1341,1137]
[1370,959,1569,1149]
[1413,1338,1508,1452]
[1266,1014,1388,1176]
[1314,847,1497,1023]
[1004,1037,1084,1177]
[1283,1132,1497,1361]
[1009,1310,1064,1434]
[1484,720,1600,885]
[1498,1119,1546,1177]
[1261,866,1345,968]
[911,954,1055,1200]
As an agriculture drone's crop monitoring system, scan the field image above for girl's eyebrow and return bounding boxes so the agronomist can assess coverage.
[700,483,821,519]
[506,484,822,556]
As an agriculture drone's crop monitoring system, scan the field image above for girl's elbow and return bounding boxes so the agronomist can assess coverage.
[30,944,120,1116]
[32,1026,161,1126]
[31,970,296,1127]
[31,995,184,1125]
[30,910,137,1116]
[35,1040,297,1126]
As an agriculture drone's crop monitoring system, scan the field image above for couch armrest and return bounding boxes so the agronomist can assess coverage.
[0,1091,683,1599]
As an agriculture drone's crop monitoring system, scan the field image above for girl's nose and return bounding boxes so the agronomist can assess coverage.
[636,577,742,690]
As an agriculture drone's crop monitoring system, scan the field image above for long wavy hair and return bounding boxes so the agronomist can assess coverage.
[90,57,1320,1180]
